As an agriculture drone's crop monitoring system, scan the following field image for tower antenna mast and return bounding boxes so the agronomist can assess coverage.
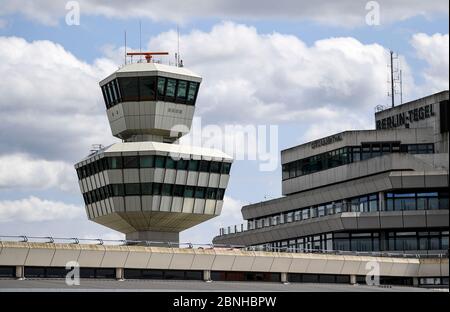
[124,30,127,65]
[177,24,180,67]
[139,20,142,62]
[390,50,395,108]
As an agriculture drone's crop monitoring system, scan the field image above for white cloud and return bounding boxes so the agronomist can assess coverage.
[147,22,395,126]
[411,33,449,93]
[0,0,448,27]
[0,36,118,161]
[0,196,83,223]
[0,153,77,192]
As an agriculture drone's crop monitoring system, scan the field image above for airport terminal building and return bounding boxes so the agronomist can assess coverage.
[214,91,449,255]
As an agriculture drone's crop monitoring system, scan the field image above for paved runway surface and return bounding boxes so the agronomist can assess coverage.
[0,279,442,292]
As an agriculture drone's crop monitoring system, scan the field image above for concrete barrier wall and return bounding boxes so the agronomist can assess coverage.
[0,242,447,278]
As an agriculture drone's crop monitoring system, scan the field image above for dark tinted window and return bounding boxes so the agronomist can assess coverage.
[162,184,173,196]
[199,160,210,172]
[184,186,195,198]
[176,159,189,170]
[216,189,225,200]
[153,183,162,195]
[119,77,139,101]
[166,157,176,169]
[111,184,124,196]
[166,79,176,97]
[123,156,139,168]
[139,76,156,101]
[206,188,217,200]
[221,162,231,174]
[108,157,122,169]
[189,160,199,171]
[141,183,153,195]
[140,155,154,168]
[195,187,205,199]
[157,77,166,98]
[176,80,187,101]
[125,183,140,196]
[210,162,221,173]
[173,185,184,197]
[187,82,198,103]
[155,156,166,168]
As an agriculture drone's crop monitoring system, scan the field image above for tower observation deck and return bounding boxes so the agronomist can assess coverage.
[75,53,233,243]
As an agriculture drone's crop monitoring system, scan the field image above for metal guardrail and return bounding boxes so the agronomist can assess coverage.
[0,235,447,259]
[245,245,449,259]
[0,235,245,250]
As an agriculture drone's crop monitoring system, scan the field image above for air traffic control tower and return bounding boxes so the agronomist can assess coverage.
[75,52,233,243]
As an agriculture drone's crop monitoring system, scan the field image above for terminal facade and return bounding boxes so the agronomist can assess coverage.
[214,91,449,255]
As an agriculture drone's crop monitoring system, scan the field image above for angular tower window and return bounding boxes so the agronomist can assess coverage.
[188,160,199,171]
[139,76,156,101]
[195,187,206,199]
[176,159,188,170]
[101,86,109,108]
[187,82,198,104]
[108,157,123,169]
[106,83,116,106]
[176,80,187,103]
[157,77,166,100]
[162,184,173,196]
[166,78,176,98]
[141,183,153,195]
[125,183,140,196]
[123,156,139,168]
[206,188,217,200]
[173,185,184,197]
[221,162,231,174]
[153,183,162,195]
[199,160,210,172]
[111,184,124,196]
[118,77,139,101]
[112,79,122,102]
[110,82,118,103]
[210,162,221,174]
[155,156,166,168]
[184,186,195,198]
[140,155,154,168]
[216,189,225,200]
[166,157,176,169]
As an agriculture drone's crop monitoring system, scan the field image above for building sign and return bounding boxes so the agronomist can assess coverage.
[168,108,183,114]
[311,134,343,149]
[376,104,435,130]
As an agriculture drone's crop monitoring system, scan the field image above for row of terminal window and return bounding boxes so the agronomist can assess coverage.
[252,229,449,253]
[76,155,232,180]
[247,190,449,230]
[282,142,435,180]
[82,183,226,205]
[101,76,199,109]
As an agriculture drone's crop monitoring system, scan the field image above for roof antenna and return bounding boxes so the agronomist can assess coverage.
[177,24,180,67]
[390,50,395,108]
[139,20,142,62]
[124,30,127,65]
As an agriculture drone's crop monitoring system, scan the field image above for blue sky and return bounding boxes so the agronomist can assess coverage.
[0,0,448,243]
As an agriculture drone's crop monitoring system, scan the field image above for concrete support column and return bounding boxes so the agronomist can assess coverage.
[203,270,211,282]
[126,231,179,246]
[116,267,124,281]
[15,265,24,280]
[281,272,288,284]
[413,277,419,287]
[350,275,357,285]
